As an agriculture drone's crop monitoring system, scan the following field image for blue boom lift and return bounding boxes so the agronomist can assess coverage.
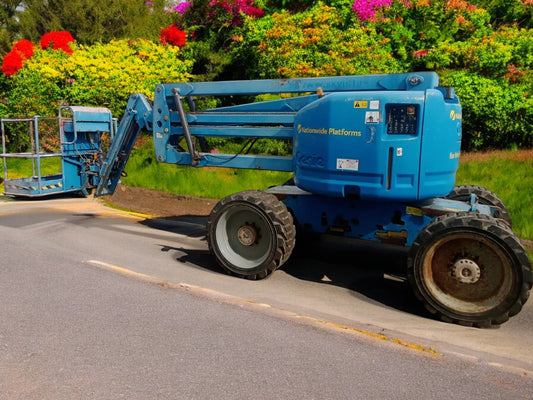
[2,72,531,327]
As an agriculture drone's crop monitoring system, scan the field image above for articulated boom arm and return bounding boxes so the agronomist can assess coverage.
[95,72,441,197]
[147,72,438,172]
[95,94,153,196]
[162,72,438,96]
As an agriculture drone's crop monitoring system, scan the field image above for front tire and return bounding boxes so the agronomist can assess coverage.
[407,212,532,327]
[207,190,295,280]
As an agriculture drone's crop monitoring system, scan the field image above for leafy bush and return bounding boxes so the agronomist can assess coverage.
[472,0,533,29]
[360,0,491,68]
[441,71,533,150]
[166,0,266,80]
[232,3,402,79]
[429,26,533,78]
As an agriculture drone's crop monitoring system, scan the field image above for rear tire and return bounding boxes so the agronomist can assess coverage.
[207,190,295,280]
[407,212,532,327]
[446,185,511,226]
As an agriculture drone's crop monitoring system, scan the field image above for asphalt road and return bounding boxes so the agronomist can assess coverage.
[1,196,533,399]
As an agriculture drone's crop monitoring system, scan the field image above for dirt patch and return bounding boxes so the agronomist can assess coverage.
[460,149,533,163]
[103,184,216,218]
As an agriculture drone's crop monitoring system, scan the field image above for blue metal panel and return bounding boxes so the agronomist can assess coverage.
[148,72,459,202]
[418,88,462,199]
[184,112,296,126]
[293,91,426,201]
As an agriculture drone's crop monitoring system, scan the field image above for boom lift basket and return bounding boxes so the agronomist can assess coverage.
[1,106,115,197]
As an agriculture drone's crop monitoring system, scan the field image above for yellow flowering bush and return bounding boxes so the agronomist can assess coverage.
[4,39,194,119]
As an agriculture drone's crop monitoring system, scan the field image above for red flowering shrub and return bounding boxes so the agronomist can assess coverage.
[13,39,34,59]
[1,51,24,76]
[2,32,74,76]
[1,39,35,76]
[160,24,187,46]
[40,31,76,54]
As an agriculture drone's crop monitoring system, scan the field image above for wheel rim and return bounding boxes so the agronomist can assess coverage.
[421,232,515,315]
[215,205,273,270]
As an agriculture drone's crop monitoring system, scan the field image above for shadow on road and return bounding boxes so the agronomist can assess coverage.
[141,215,433,320]
[283,235,433,318]
[139,216,208,238]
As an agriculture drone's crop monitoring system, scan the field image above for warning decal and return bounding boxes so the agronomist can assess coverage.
[365,111,380,124]
[336,158,359,171]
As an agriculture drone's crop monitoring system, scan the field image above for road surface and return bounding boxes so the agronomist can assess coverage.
[1,196,532,398]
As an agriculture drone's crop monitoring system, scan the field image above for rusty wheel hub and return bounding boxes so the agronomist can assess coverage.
[451,258,481,284]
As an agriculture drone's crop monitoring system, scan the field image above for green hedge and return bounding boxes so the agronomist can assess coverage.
[441,71,533,150]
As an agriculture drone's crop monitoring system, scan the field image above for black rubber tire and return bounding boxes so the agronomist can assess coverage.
[407,212,532,328]
[207,190,296,280]
[446,185,511,226]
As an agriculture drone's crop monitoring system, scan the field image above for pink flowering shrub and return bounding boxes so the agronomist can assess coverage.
[210,0,264,21]
[352,0,393,21]
[163,0,266,80]
[168,0,264,29]
[171,1,192,14]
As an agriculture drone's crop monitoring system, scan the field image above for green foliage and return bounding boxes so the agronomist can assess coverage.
[167,0,268,80]
[430,26,533,78]
[471,0,533,28]
[0,0,21,54]
[369,0,491,68]
[15,0,172,44]
[441,71,533,150]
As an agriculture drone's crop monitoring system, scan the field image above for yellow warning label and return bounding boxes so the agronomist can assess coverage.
[353,101,368,109]
[406,206,424,216]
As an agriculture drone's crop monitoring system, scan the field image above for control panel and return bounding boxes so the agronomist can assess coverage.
[386,104,418,135]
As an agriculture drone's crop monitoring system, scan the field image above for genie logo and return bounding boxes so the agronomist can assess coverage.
[450,110,462,121]
[296,151,325,168]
